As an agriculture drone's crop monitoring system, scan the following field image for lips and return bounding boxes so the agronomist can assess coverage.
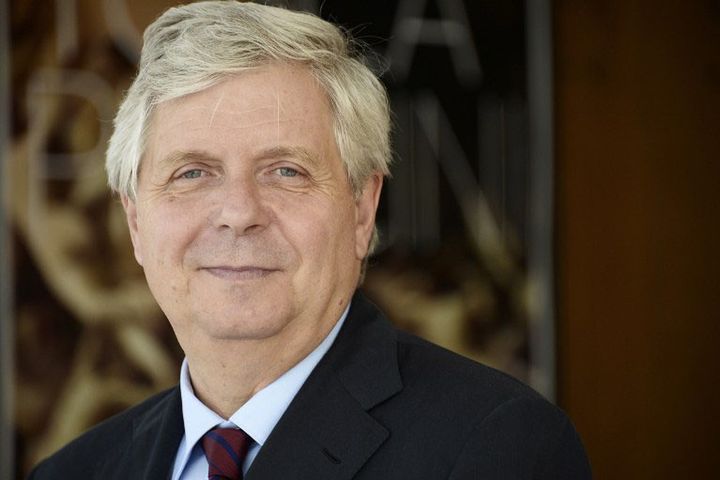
[200,266,279,280]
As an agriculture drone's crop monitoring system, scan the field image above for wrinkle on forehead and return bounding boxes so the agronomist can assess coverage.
[205,84,285,135]
[168,86,290,136]
[207,88,226,129]
[157,105,306,135]
[276,84,281,147]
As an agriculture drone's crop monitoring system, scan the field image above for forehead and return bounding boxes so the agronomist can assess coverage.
[145,63,338,164]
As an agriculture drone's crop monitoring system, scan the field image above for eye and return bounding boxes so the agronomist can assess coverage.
[275,167,299,178]
[179,168,205,180]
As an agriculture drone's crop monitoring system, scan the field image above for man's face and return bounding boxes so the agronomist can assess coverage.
[123,63,381,350]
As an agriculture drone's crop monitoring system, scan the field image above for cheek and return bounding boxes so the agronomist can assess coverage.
[137,203,199,263]
[283,200,356,264]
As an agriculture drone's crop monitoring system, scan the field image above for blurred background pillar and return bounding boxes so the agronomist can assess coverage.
[2,0,16,478]
[555,0,720,478]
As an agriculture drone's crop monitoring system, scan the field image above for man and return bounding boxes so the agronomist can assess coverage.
[30,2,591,479]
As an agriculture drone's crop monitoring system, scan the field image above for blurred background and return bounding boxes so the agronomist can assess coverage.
[1,0,718,479]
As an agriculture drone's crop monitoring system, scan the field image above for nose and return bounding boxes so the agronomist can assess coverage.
[209,175,270,235]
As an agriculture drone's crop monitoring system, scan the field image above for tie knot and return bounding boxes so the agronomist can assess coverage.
[201,427,251,480]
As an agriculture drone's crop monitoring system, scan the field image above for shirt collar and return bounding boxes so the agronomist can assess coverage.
[179,304,350,452]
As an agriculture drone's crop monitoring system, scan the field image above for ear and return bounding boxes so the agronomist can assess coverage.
[121,194,144,266]
[354,173,384,261]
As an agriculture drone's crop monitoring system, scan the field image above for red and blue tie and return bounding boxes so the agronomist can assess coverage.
[201,427,252,480]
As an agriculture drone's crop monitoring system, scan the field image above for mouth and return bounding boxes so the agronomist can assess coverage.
[200,266,279,280]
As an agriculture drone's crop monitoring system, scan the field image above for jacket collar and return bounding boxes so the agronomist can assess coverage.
[246,291,402,479]
[124,387,184,480]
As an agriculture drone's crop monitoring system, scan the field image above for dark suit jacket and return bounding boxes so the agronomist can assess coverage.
[29,292,591,479]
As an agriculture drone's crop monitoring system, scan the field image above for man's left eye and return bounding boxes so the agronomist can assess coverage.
[276,167,299,177]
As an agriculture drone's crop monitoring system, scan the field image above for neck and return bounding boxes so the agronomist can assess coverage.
[183,304,346,419]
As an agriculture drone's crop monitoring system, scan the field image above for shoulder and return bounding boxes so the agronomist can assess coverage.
[349,292,552,415]
[28,387,179,479]
[384,326,591,478]
[393,330,572,432]
[391,332,591,479]
[395,329,540,403]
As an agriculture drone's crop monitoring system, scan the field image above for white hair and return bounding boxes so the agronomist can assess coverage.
[106,0,391,201]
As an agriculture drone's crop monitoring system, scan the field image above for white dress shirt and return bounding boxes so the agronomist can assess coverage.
[171,305,349,479]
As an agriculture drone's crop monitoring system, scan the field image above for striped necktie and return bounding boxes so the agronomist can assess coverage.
[201,427,251,480]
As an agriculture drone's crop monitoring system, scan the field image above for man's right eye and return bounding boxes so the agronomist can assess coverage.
[179,169,204,179]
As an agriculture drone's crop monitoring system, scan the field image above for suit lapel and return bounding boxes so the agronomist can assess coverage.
[247,293,402,480]
[119,387,185,480]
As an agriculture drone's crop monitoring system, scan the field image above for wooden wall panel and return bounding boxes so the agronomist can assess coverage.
[555,1,720,478]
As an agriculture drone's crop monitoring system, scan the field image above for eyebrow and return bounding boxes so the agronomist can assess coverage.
[156,145,322,171]
[255,145,321,169]
[157,150,221,170]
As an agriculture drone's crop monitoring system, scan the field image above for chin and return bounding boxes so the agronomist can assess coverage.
[193,306,292,341]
